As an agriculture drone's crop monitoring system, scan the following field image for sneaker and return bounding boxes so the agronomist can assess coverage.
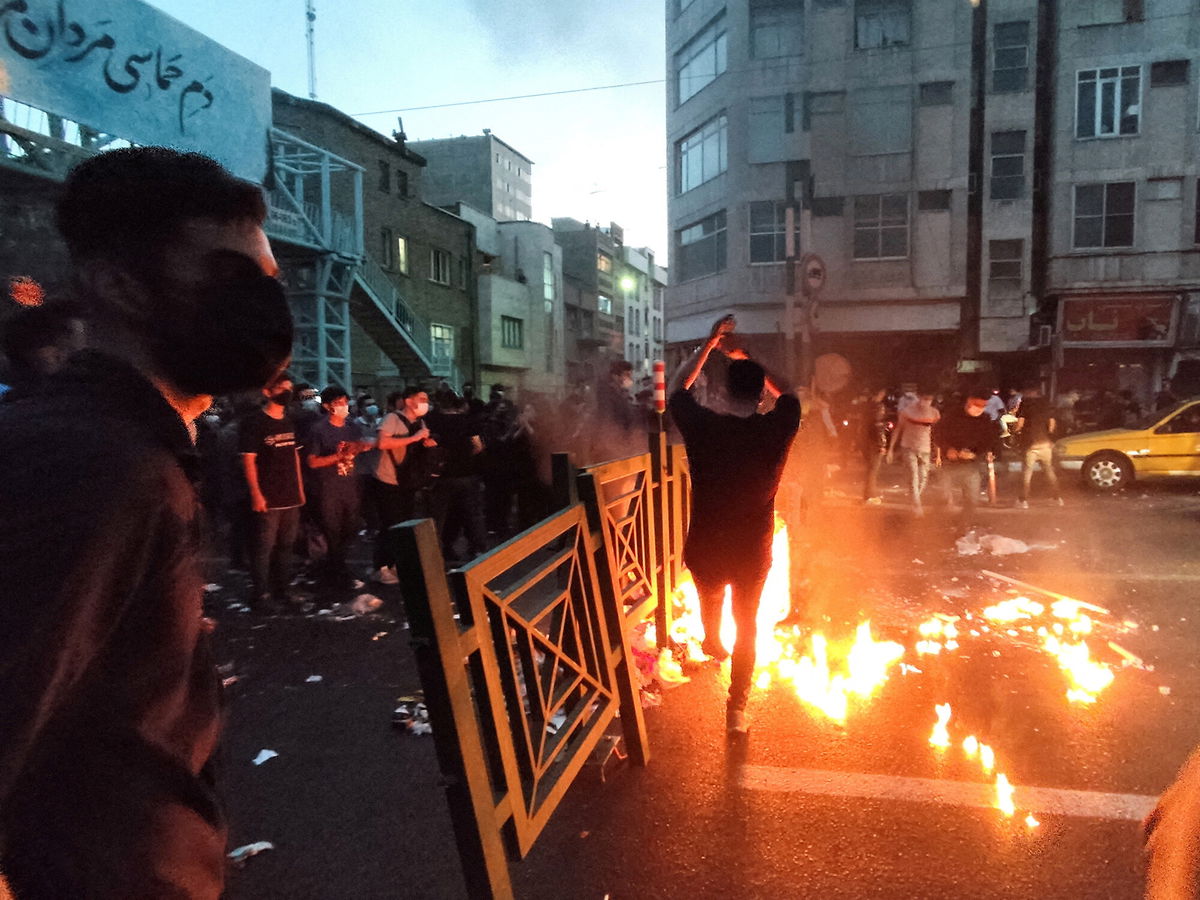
[701,637,730,662]
[726,707,750,735]
[373,566,399,585]
[1015,499,1029,509]
[1055,497,1065,507]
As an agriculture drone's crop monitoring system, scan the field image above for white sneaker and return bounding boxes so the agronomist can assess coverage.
[374,566,399,585]
[1016,500,1029,509]
[1055,497,1065,507]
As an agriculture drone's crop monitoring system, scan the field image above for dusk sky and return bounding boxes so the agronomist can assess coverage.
[149,0,670,257]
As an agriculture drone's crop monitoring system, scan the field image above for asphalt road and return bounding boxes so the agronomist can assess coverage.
[211,468,1200,899]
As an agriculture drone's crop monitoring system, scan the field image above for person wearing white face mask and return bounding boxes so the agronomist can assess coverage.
[370,387,436,584]
[306,386,372,589]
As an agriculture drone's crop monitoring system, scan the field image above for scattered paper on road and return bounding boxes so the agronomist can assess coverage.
[228,841,274,863]
[252,749,278,766]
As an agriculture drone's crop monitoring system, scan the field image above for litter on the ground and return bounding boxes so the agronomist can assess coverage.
[228,841,274,864]
[251,749,278,766]
[305,675,323,683]
[393,699,431,735]
[204,583,221,593]
[351,594,384,615]
[222,675,240,689]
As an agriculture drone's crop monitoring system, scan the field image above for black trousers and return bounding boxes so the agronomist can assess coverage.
[313,481,360,574]
[250,506,301,599]
[371,478,416,569]
[688,547,771,711]
[433,475,487,561]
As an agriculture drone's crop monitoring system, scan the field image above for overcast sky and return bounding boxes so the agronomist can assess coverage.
[149,0,669,256]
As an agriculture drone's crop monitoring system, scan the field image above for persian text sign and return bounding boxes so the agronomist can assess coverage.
[1059,295,1177,346]
[0,0,271,182]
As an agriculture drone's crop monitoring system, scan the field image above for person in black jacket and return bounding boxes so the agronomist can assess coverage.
[0,147,292,900]
[935,390,1002,519]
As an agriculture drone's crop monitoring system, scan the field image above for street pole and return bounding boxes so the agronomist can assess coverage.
[784,205,797,384]
[798,205,814,385]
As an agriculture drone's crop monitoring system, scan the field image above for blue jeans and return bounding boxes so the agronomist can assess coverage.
[902,448,931,509]
[942,463,982,515]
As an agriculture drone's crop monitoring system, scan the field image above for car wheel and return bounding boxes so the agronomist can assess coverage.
[1083,451,1132,492]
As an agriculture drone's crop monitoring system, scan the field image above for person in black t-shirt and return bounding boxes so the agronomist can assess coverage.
[430,392,487,565]
[240,373,305,609]
[1014,384,1062,508]
[306,386,372,587]
[668,315,801,735]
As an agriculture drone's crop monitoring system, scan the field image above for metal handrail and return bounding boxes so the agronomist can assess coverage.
[354,252,435,367]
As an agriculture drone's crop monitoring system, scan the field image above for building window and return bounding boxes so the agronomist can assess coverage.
[653,286,663,310]
[676,12,728,105]
[597,252,613,275]
[378,160,391,193]
[749,200,791,263]
[396,235,409,275]
[988,239,1023,290]
[1073,182,1135,248]
[381,228,395,268]
[543,251,555,301]
[500,316,524,350]
[676,210,727,281]
[811,196,845,217]
[457,257,468,289]
[853,194,908,259]
[1195,180,1200,244]
[677,113,728,193]
[992,21,1029,92]
[1077,66,1141,138]
[919,81,954,106]
[750,1,804,59]
[653,318,662,341]
[1150,59,1190,87]
[918,190,951,211]
[581,309,594,337]
[990,131,1026,200]
[396,170,409,198]
[430,248,451,285]
[598,293,613,315]
[431,323,454,366]
[854,0,910,50]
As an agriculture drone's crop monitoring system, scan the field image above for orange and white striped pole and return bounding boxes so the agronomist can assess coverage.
[653,360,666,413]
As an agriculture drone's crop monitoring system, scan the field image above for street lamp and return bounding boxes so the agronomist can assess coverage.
[619,275,636,293]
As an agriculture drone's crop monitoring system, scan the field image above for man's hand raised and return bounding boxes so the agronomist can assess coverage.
[709,314,736,343]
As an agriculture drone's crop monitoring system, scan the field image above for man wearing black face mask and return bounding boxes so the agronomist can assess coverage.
[240,373,306,609]
[0,147,291,900]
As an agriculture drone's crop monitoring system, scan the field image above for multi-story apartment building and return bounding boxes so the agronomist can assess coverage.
[409,133,533,222]
[453,203,566,397]
[273,90,478,397]
[554,218,630,385]
[665,0,1200,405]
[620,246,668,377]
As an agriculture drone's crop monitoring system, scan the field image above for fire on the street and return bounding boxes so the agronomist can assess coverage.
[658,515,1147,829]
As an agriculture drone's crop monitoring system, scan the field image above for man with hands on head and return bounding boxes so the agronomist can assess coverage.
[667,315,801,735]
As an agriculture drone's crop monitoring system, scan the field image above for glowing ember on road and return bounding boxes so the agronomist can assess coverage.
[1025,814,1040,829]
[995,773,1016,816]
[929,703,952,749]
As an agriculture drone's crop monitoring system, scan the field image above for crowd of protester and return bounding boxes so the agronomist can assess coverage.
[186,358,665,611]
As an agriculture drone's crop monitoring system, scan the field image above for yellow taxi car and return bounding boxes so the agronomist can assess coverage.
[1054,399,1200,491]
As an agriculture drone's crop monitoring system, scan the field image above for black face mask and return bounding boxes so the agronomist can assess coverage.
[270,389,293,406]
[146,250,293,396]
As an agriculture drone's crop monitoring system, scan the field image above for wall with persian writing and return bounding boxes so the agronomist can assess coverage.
[0,0,270,183]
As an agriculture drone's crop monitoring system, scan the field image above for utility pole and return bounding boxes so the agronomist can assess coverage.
[306,0,317,100]
[784,205,798,383]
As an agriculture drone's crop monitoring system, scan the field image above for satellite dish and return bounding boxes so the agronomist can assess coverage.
[813,353,852,394]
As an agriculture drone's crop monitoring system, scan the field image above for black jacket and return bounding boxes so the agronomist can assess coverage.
[0,351,225,899]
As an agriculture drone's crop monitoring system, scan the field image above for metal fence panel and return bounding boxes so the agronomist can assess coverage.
[393,505,648,898]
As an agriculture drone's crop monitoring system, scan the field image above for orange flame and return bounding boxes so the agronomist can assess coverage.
[9,276,44,307]
[929,703,952,749]
[995,773,1015,816]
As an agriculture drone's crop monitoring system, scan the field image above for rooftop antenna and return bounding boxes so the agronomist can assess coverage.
[305,0,317,99]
